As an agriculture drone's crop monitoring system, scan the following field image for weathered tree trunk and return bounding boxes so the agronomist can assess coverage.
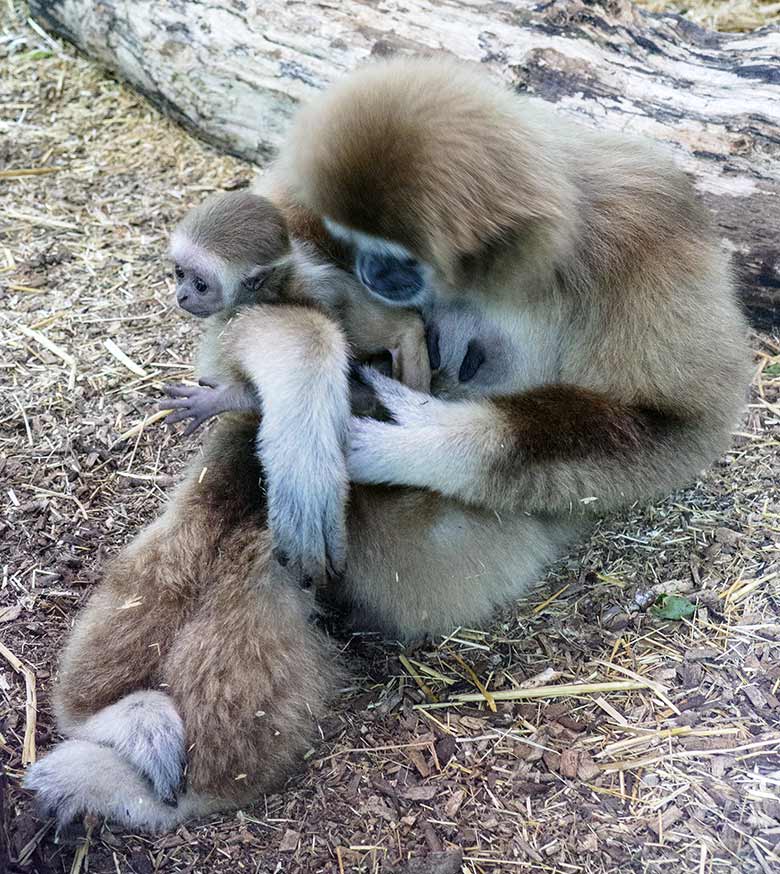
[31,0,780,329]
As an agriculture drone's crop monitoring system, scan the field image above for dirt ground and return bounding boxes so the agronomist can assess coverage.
[1,3,779,873]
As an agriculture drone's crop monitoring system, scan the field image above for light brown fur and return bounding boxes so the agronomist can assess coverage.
[279,56,749,515]
[53,415,339,808]
[173,191,431,393]
[27,57,750,833]
[176,190,290,266]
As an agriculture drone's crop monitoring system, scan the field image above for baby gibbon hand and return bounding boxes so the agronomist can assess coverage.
[160,379,260,436]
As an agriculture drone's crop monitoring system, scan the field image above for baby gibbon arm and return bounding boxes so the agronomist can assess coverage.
[336,290,431,393]
[346,369,715,515]
[163,379,258,436]
[390,324,431,394]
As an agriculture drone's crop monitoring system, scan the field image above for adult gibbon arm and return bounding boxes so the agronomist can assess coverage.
[212,304,351,585]
[346,370,704,515]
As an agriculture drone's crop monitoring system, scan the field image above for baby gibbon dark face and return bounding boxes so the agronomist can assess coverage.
[172,258,226,317]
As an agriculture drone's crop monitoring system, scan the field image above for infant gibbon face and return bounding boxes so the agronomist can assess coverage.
[169,191,288,319]
[170,239,273,319]
[172,255,226,318]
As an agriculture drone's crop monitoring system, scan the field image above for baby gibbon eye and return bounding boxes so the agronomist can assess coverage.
[193,277,208,294]
[174,265,184,280]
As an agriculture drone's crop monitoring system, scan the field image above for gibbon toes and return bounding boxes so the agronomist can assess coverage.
[24,692,223,832]
[271,533,345,589]
[70,691,187,805]
[23,739,168,831]
[23,734,215,833]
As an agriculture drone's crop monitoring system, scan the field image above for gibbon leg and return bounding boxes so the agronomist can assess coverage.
[161,551,339,801]
[53,534,196,727]
[25,416,274,830]
[53,415,267,727]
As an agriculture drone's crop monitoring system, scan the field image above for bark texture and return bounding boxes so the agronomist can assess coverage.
[31,0,780,328]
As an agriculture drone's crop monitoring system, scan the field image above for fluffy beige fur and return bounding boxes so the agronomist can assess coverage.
[25,56,749,833]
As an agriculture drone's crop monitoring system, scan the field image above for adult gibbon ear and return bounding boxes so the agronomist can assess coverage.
[243,264,275,293]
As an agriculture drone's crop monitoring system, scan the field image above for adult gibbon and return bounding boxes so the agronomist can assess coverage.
[24,57,749,832]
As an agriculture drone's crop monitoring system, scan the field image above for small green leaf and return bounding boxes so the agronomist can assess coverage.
[652,594,696,621]
[764,363,780,377]
[24,49,53,60]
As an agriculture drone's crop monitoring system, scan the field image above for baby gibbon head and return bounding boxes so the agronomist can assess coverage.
[170,192,291,317]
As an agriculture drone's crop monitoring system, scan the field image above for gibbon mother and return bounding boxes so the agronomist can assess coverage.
[25,57,749,832]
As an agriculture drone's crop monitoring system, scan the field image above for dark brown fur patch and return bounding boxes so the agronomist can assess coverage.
[274,192,353,271]
[493,385,681,464]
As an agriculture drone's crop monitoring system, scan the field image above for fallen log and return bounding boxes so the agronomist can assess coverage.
[31,0,780,328]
